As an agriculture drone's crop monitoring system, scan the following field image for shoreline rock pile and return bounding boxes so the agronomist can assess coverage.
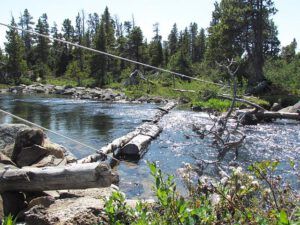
[0,83,168,104]
[0,124,119,225]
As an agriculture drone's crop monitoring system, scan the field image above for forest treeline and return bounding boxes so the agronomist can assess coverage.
[0,0,299,94]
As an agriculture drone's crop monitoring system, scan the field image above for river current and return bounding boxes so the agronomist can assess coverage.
[0,94,299,198]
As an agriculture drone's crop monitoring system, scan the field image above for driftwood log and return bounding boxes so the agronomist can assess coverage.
[0,162,118,192]
[217,94,266,111]
[120,123,162,159]
[79,101,177,163]
[236,109,300,124]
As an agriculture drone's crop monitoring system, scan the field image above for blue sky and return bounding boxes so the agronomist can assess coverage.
[0,0,299,51]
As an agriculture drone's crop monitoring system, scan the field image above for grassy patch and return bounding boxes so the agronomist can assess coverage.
[192,98,233,112]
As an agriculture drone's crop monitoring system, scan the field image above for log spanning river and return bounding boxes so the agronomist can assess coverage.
[0,94,299,198]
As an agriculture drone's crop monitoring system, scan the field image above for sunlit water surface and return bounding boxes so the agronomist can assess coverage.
[0,94,299,198]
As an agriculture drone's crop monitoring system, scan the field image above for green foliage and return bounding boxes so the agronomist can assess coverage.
[1,214,17,225]
[192,99,232,112]
[264,57,300,95]
[207,0,280,86]
[5,17,27,84]
[66,60,89,86]
[102,161,299,225]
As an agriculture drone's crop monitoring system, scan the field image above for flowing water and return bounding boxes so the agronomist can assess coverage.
[0,94,299,198]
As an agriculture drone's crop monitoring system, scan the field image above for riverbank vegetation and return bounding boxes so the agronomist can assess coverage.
[103,162,299,224]
[0,0,299,104]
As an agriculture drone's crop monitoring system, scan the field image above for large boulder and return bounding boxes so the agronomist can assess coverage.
[11,128,45,165]
[0,124,29,153]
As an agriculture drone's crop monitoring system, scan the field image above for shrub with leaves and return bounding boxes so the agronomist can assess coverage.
[101,161,299,225]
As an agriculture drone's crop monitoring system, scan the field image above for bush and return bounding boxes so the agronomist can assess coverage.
[101,161,299,225]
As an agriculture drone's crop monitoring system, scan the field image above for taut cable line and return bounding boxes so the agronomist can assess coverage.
[0,22,225,87]
[0,108,119,162]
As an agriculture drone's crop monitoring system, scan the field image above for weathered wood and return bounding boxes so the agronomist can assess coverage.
[236,109,300,124]
[259,111,300,120]
[172,88,196,93]
[0,162,118,192]
[120,102,176,159]
[152,101,177,123]
[121,124,162,159]
[79,101,177,163]
[217,94,266,111]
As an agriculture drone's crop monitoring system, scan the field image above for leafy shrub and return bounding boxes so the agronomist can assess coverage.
[1,214,17,225]
[101,161,299,225]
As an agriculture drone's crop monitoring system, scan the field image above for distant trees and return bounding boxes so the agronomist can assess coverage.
[207,0,280,88]
[5,17,27,84]
[2,3,289,94]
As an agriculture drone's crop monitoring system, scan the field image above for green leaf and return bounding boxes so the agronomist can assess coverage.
[279,210,290,225]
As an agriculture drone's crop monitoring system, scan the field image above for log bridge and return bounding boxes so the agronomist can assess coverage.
[80,101,177,163]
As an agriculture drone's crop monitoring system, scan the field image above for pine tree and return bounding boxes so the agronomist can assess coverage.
[189,22,198,62]
[91,20,107,86]
[281,38,297,63]
[127,26,144,66]
[5,17,27,84]
[35,13,50,66]
[49,22,64,75]
[168,23,178,56]
[206,0,280,87]
[195,28,206,62]
[149,23,163,67]
[19,9,34,66]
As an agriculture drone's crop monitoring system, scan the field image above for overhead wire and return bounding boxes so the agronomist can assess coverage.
[0,22,226,87]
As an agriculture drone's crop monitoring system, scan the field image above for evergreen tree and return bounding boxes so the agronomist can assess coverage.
[127,26,144,66]
[60,18,74,74]
[74,12,85,71]
[87,13,100,45]
[168,23,178,56]
[149,23,163,67]
[189,22,198,62]
[207,0,280,87]
[19,9,35,66]
[195,28,206,62]
[281,38,297,63]
[35,13,50,66]
[5,17,27,83]
[169,30,192,79]
[91,20,107,86]
[49,22,64,75]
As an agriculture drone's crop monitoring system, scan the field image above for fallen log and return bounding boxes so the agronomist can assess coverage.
[78,130,139,164]
[217,94,266,111]
[120,123,162,159]
[0,162,118,192]
[258,111,300,120]
[120,102,176,159]
[172,88,196,93]
[79,101,177,163]
[236,109,300,125]
[152,101,177,123]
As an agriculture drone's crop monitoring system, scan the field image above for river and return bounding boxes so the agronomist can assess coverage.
[0,94,299,198]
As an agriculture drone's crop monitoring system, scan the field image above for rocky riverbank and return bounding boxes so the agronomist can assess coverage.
[0,123,121,225]
[0,83,168,104]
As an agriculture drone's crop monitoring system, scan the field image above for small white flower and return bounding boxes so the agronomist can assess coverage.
[233,167,243,176]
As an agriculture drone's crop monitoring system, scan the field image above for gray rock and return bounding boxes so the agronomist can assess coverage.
[0,124,30,152]
[11,128,45,165]
[270,102,282,111]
